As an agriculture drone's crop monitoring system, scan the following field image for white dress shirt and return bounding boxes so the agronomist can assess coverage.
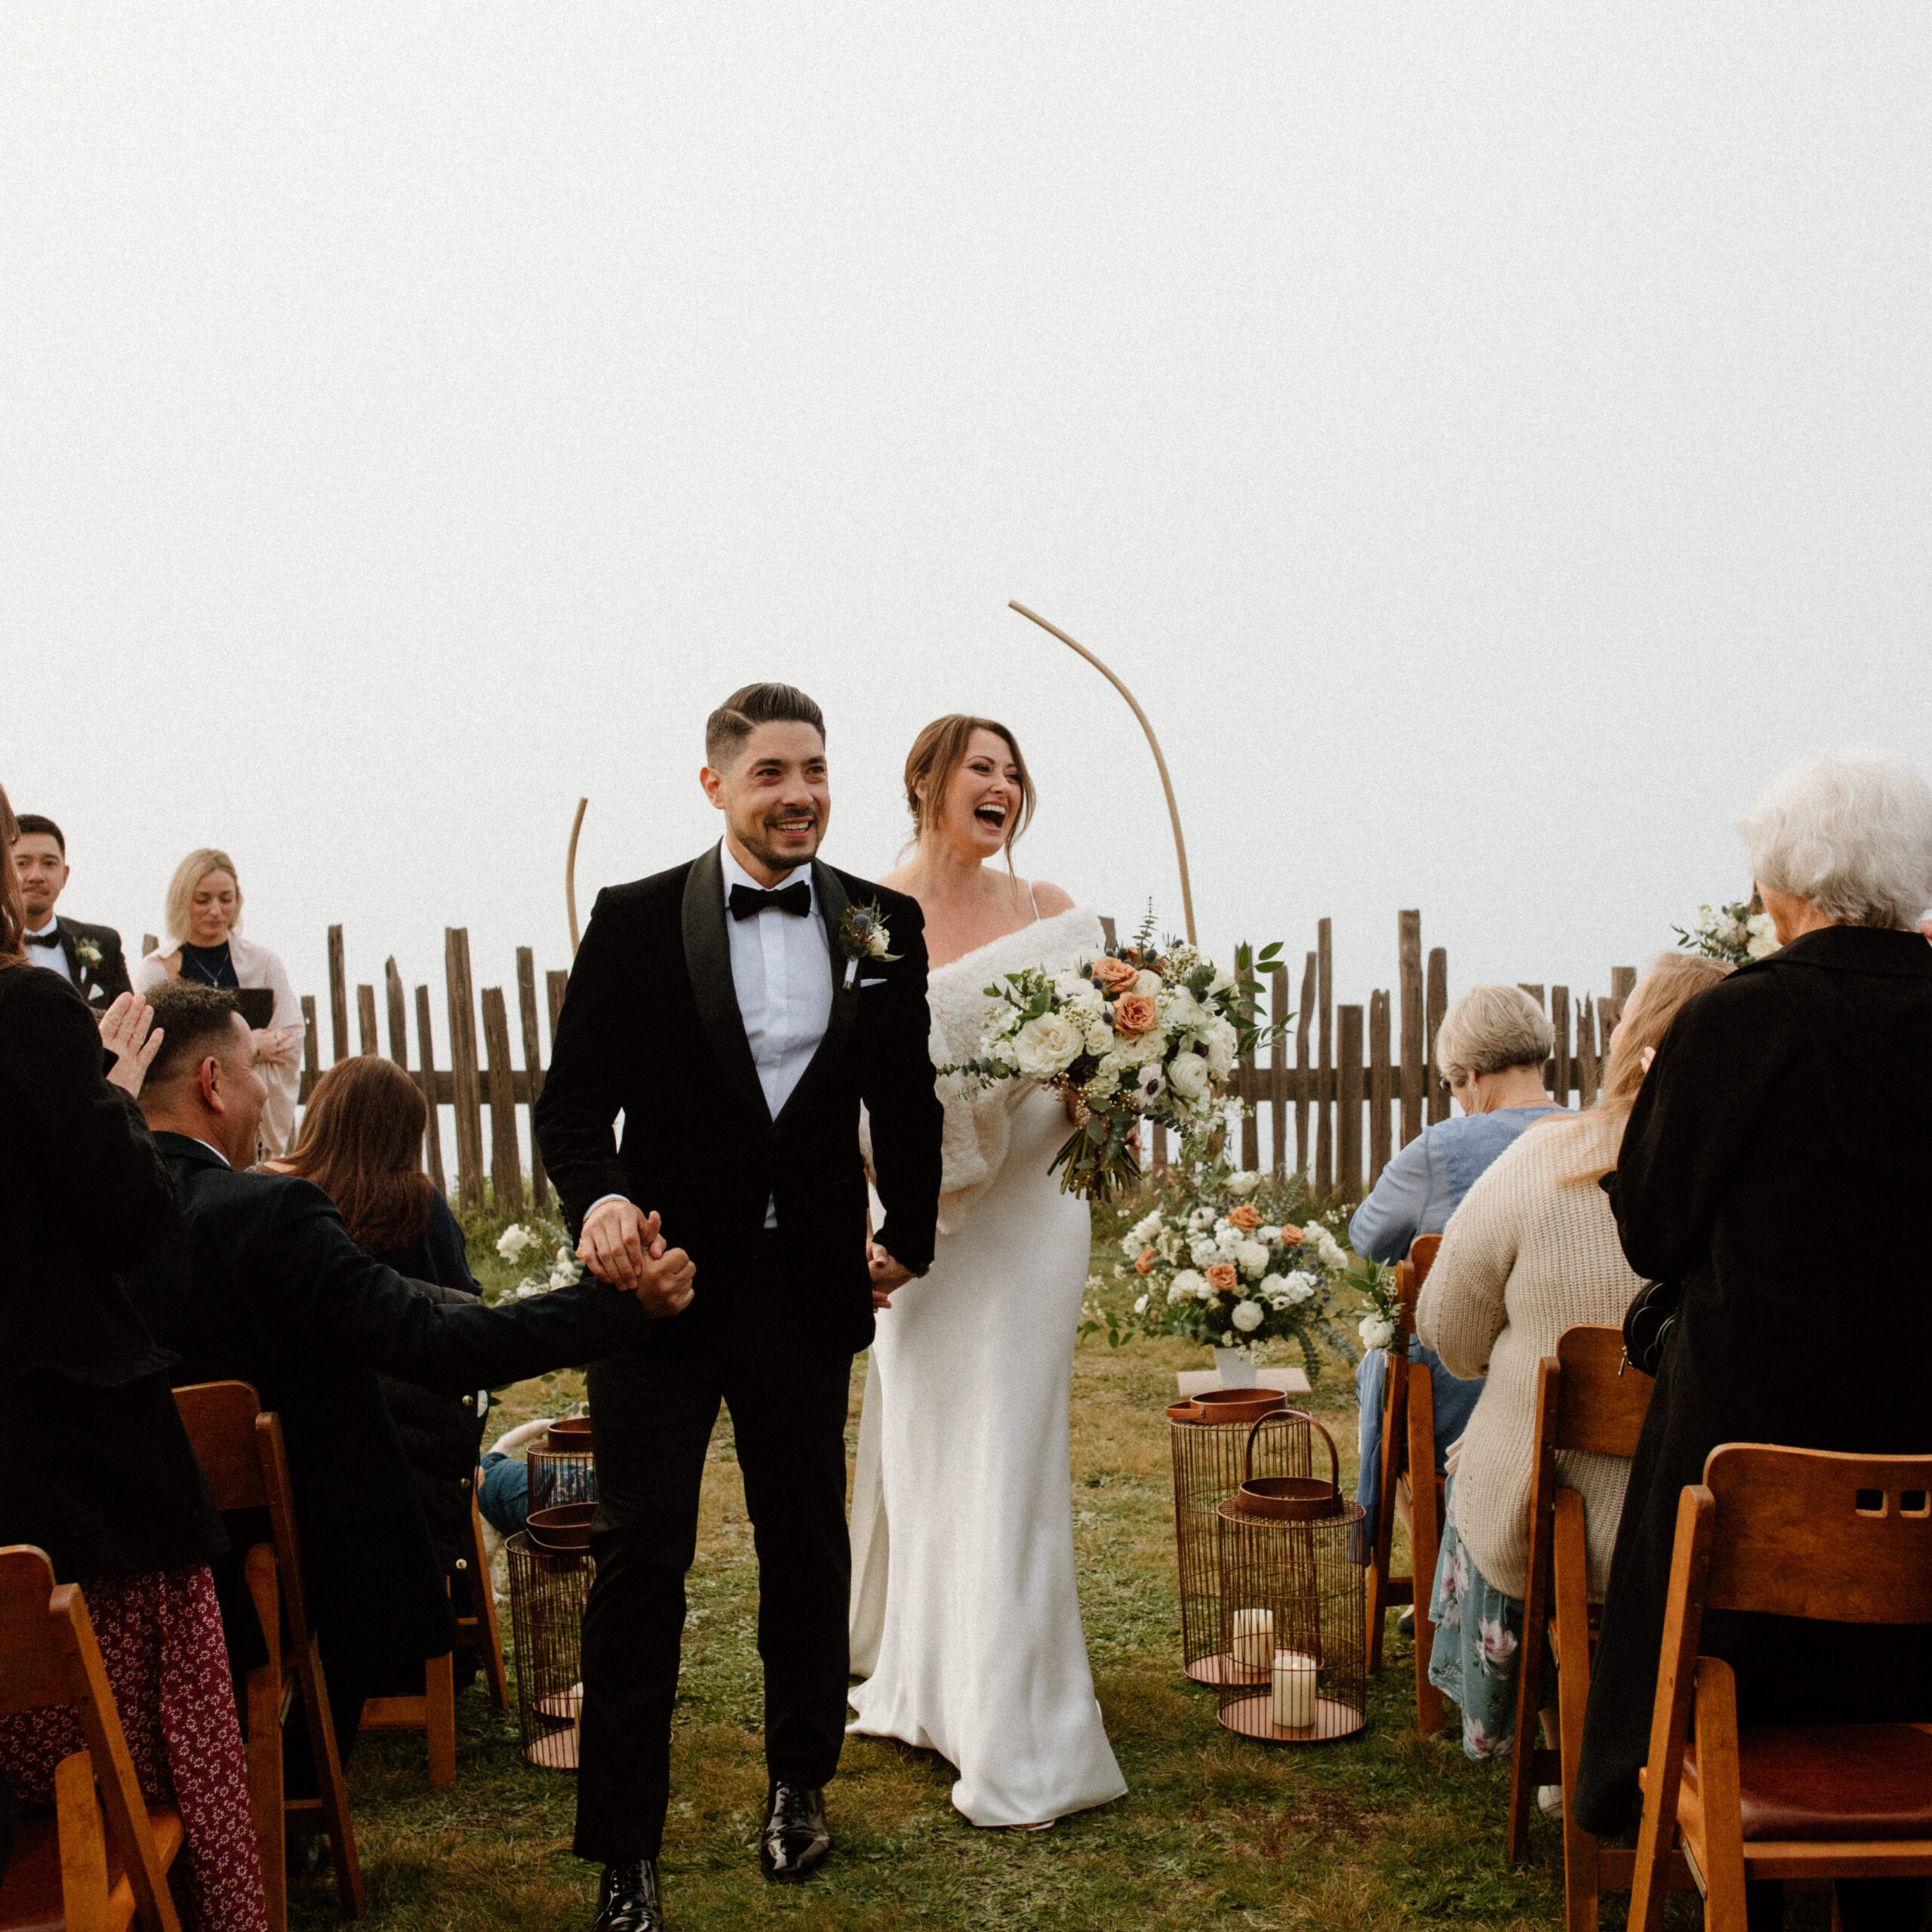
[23,918,75,983]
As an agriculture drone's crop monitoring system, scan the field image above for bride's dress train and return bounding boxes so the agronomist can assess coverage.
[848,906,1126,1827]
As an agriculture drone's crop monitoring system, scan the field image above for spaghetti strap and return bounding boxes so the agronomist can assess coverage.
[1027,879,1041,923]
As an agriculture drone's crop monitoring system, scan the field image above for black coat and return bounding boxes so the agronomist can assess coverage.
[0,965,223,1580]
[124,1137,656,1669]
[1575,925,1932,1834]
[535,847,944,1357]
[51,915,134,1011]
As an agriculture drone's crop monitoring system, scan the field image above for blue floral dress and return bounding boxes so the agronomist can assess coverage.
[1427,1473,1531,1761]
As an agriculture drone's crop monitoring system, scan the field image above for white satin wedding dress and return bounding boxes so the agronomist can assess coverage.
[848,904,1127,1826]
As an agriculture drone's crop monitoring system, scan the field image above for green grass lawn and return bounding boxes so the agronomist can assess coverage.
[285,1214,1788,1931]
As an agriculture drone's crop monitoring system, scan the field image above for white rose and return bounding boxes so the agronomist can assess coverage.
[1202,1017,1238,1078]
[1162,989,1202,1033]
[1133,1294,1149,1315]
[1237,1240,1270,1278]
[1283,1270,1318,1304]
[1133,968,1162,995]
[1359,1313,1397,1351]
[1084,1021,1116,1057]
[496,1224,534,1262]
[1196,1278,1220,1303]
[1168,1053,1210,1101]
[1225,1170,1261,1197]
[1131,1211,1164,1244]
[1014,1011,1084,1078]
[1231,1299,1265,1334]
[1189,1236,1221,1269]
[1169,1269,1204,1304]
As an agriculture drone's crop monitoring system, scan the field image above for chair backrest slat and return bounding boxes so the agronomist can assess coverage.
[1553,1326,1654,1457]
[174,1381,269,1512]
[1397,1232,1442,1339]
[0,1546,69,1717]
[1703,1444,1932,1624]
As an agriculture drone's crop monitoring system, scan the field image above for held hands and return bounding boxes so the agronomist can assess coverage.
[868,1241,912,1309]
[98,992,165,1098]
[578,1198,696,1318]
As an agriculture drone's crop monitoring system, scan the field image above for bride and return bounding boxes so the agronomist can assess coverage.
[847,714,1127,1829]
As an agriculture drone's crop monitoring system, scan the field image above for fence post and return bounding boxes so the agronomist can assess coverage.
[516,948,549,1214]
[480,987,525,1215]
[445,928,485,1211]
[1575,992,1599,1110]
[546,969,570,1041]
[1315,918,1334,1195]
[299,995,318,1103]
[1368,989,1392,1188]
[1518,983,1546,1011]
[1426,946,1449,1124]
[1609,966,1636,1026]
[1236,943,1258,1172]
[1337,1003,1364,1201]
[328,925,349,1064]
[1269,962,1287,1177]
[1398,911,1423,1148]
[1551,986,1571,1104]
[383,958,408,1066]
[356,984,379,1057]
[1294,951,1315,1178]
[414,983,448,1201]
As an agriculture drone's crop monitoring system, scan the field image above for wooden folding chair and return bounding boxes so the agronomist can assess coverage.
[1629,1443,1932,1932]
[172,1382,365,1925]
[1363,1232,1446,1731]
[0,1544,186,1932]
[1503,1326,1693,1928]
[360,1489,507,1783]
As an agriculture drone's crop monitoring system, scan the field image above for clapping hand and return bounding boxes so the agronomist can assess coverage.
[578,1198,696,1318]
[98,992,165,1098]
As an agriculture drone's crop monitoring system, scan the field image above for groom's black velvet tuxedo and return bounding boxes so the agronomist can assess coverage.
[535,844,943,1866]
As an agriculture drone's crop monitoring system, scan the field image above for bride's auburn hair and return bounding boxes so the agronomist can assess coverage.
[904,715,1037,859]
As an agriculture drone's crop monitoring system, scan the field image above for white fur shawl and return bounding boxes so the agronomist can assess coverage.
[864,905,1104,1235]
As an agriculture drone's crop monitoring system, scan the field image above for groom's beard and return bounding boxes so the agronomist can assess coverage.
[731,806,825,877]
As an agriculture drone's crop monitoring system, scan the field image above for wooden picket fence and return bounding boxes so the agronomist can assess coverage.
[291,911,1637,1214]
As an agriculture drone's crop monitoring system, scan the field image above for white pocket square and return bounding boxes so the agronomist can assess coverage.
[858,976,890,989]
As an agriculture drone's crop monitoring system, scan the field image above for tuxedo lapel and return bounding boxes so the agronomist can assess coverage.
[774,861,859,1131]
[680,847,771,1126]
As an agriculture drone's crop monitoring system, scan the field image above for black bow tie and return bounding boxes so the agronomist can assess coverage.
[730,881,811,921]
[24,929,61,950]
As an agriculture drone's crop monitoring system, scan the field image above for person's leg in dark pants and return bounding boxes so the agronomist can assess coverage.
[1836,1879,1928,1932]
[574,1350,721,1866]
[726,1343,856,1794]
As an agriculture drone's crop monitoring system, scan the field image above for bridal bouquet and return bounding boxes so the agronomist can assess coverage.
[1673,893,1777,967]
[1087,1163,1356,1380]
[943,913,1281,1203]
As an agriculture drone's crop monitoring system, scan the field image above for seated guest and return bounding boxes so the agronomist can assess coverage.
[0,785,266,1930]
[265,1055,493,1687]
[122,984,693,1780]
[11,812,132,1010]
[1578,748,1932,1932]
[133,846,303,1156]
[477,1416,558,1554]
[1415,952,1728,1764]
[1350,984,1564,1565]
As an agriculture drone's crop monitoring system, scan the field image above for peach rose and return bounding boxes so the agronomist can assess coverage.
[1135,1249,1158,1275]
[1276,1224,1305,1245]
[1113,991,1159,1036]
[1205,1263,1239,1294]
[1228,1203,1261,1231]
[1091,955,1139,993]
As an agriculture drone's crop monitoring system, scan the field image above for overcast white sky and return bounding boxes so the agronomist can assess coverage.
[5,5,1929,1054]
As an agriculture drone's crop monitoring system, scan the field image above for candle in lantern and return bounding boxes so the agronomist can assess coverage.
[1272,1650,1318,1731]
[1232,1608,1274,1671]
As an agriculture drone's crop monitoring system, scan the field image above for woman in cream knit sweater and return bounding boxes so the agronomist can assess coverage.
[1415,951,1728,1761]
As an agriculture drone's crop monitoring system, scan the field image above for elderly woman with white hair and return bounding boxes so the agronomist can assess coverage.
[1349,985,1564,1577]
[1576,748,1932,1932]
[132,847,303,1155]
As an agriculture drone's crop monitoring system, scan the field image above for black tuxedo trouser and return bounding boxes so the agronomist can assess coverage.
[573,1300,854,1865]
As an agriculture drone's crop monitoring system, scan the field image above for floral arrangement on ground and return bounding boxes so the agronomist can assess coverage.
[1081,1160,1360,1380]
[494,1216,585,1297]
[943,911,1283,1202]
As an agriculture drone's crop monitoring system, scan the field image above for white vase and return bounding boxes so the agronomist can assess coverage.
[1213,1346,1258,1389]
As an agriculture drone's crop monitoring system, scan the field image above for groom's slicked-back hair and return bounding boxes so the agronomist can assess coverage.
[705,682,826,770]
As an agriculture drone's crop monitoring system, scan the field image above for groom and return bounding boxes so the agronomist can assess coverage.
[535,681,943,1932]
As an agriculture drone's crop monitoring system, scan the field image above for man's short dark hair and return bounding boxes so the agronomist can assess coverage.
[14,814,63,854]
[704,683,826,770]
[144,985,248,1090]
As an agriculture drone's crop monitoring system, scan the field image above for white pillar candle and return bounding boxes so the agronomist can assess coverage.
[1272,1650,1318,1730]
[1232,1608,1274,1671]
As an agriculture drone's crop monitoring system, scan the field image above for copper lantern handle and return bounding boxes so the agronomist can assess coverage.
[1242,1407,1340,1494]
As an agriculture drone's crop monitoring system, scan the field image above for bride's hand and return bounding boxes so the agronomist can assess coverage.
[868,1241,912,1307]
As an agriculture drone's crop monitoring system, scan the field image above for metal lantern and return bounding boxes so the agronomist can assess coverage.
[506,1506,597,1770]
[1171,1390,1313,1685]
[527,1416,598,1513]
[1215,1411,1367,1743]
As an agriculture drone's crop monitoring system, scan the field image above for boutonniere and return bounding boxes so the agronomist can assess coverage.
[75,937,102,970]
[838,899,899,990]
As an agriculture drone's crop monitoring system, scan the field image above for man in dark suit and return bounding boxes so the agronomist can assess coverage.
[12,814,132,1010]
[122,983,696,1777]
[536,682,943,1932]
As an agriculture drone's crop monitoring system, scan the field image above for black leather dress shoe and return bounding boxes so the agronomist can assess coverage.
[592,1858,663,1932]
[760,1782,832,1882]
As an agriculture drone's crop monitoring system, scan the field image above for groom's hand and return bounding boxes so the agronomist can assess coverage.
[635,1241,697,1318]
[868,1241,912,1306]
[579,1198,666,1291]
